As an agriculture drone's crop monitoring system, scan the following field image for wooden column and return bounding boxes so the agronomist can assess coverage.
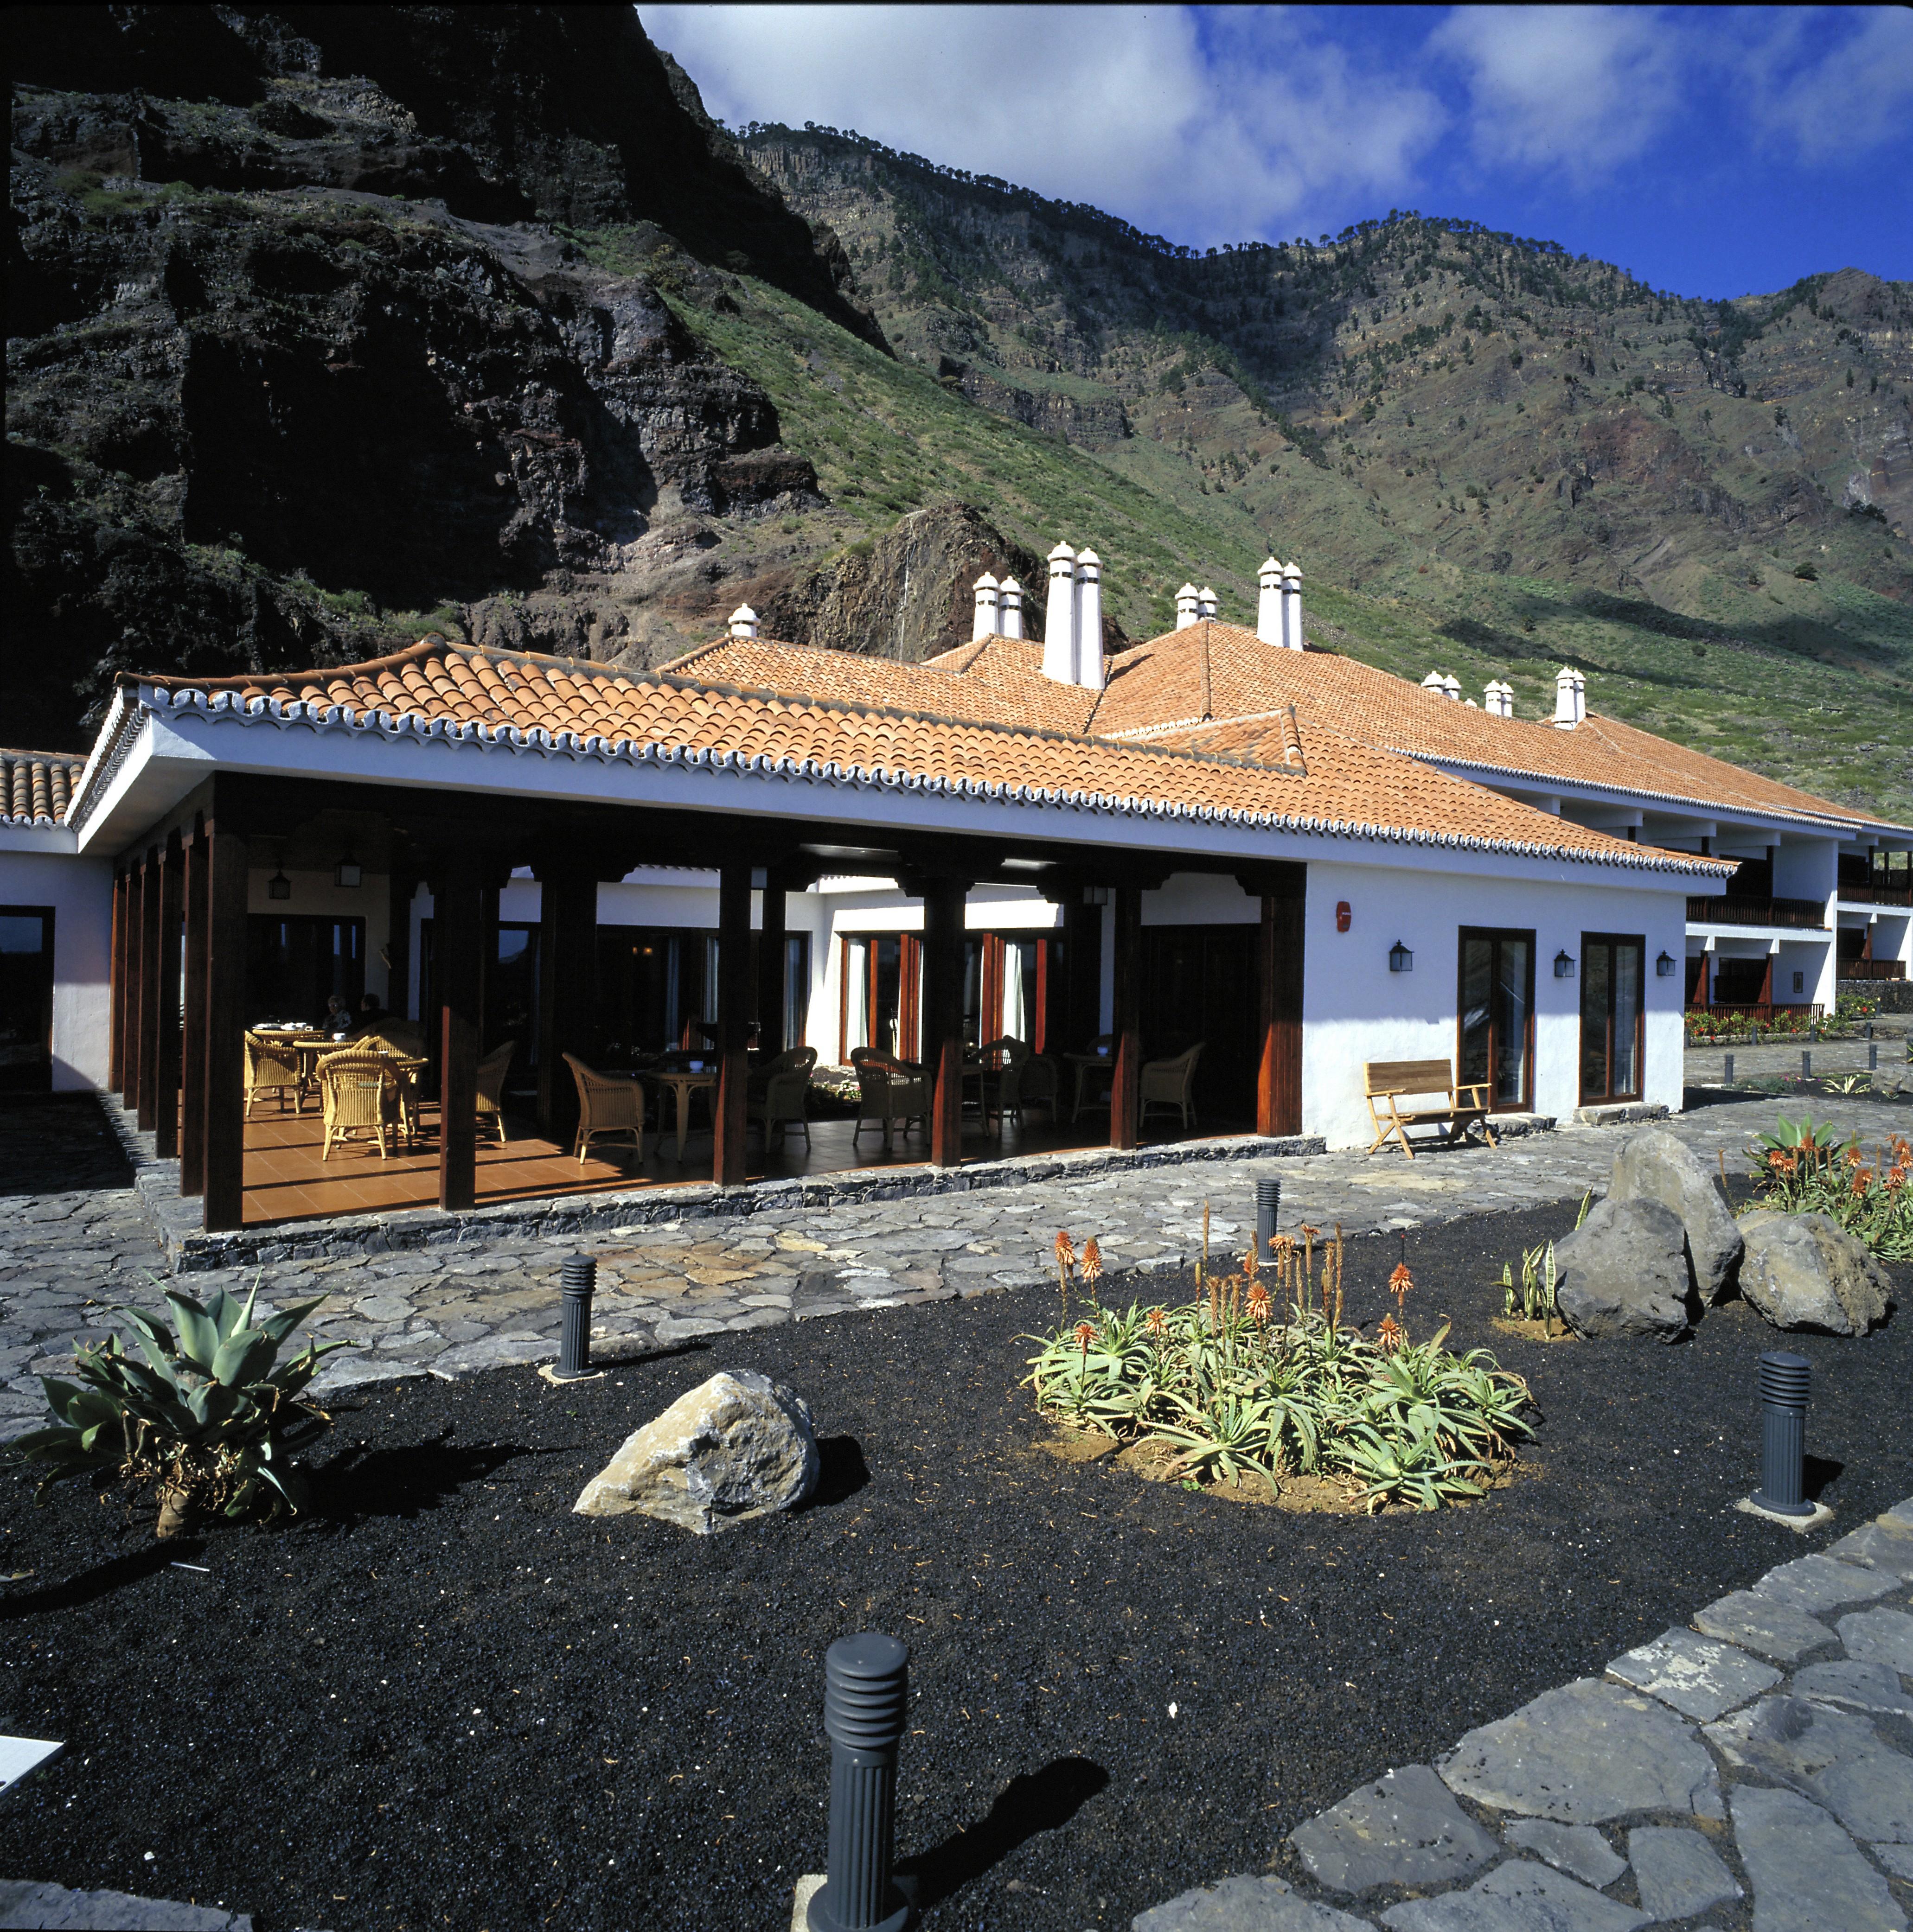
[713,861,753,1185]
[153,832,185,1160]
[1109,885,1142,1150]
[180,821,209,1197]
[536,864,599,1146]
[756,867,788,1056]
[136,846,162,1131]
[435,853,482,1212]
[386,871,416,1019]
[1253,865,1306,1138]
[921,877,968,1168]
[122,861,144,1110]
[202,813,250,1232]
[109,869,128,1095]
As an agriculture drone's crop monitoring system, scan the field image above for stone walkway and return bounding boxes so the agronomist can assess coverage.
[1,1089,1908,1439]
[1136,1497,1913,1931]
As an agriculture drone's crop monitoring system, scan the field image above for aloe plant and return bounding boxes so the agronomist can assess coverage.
[9,1282,340,1535]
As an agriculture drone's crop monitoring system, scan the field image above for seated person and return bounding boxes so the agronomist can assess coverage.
[320,994,354,1039]
[355,993,387,1028]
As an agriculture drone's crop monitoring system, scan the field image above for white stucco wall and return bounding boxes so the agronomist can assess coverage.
[0,839,113,1090]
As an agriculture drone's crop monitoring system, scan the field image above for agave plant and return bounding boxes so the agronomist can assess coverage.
[9,1281,340,1536]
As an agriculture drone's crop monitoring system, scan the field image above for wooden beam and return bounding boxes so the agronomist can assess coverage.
[1255,866,1306,1137]
[712,861,753,1185]
[536,865,599,1146]
[108,869,128,1095]
[202,813,250,1232]
[136,846,162,1131]
[386,871,416,1020]
[921,876,968,1167]
[122,861,144,1111]
[1109,885,1142,1150]
[435,854,482,1213]
[756,867,788,1055]
[180,822,209,1196]
[153,832,185,1160]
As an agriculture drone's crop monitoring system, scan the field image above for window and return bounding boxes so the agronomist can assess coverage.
[1580,934,1644,1104]
[0,906,55,1093]
[248,914,365,1028]
[839,934,915,1060]
[781,934,811,1051]
[1458,929,1534,1111]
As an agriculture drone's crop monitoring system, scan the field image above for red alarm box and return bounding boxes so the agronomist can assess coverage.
[1336,901,1352,932]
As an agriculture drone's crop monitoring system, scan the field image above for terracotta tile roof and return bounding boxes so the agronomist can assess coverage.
[1,747,84,825]
[112,637,1718,875]
[1096,621,1894,831]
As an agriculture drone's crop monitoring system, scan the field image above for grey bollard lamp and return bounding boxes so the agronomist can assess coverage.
[554,1252,596,1380]
[1751,1351,1813,1518]
[1255,1176,1281,1264]
[811,1631,914,1932]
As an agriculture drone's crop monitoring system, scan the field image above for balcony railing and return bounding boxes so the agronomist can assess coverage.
[1836,883,1913,907]
[1840,959,1907,982]
[1686,895,1827,929]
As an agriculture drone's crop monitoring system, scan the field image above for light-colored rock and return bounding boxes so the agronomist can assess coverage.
[1826,1515,1913,1580]
[1706,1695,1913,1846]
[1728,1784,1905,1932]
[1439,1679,1721,1824]
[1839,1607,1913,1675]
[1554,1197,1692,1340]
[1875,1843,1913,1881]
[1794,1658,1913,1719]
[573,1370,818,1534]
[1608,1129,1743,1302]
[1605,1626,1781,1723]
[1736,1211,1892,1335]
[1691,1588,1836,1664]
[1503,1820,1627,1888]
[1626,1826,1740,1921]
[1751,1553,1904,1618]
[1380,1860,1648,1932]
[1132,1873,1375,1931]
[1291,1764,1500,1893]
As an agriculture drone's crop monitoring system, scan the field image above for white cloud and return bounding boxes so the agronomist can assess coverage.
[640,3,1444,246]
[1733,6,1913,163]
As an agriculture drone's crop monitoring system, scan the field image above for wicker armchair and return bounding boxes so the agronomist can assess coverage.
[850,1047,929,1151]
[316,1051,402,1159]
[347,1020,427,1059]
[475,1039,517,1147]
[563,1052,646,1166]
[1140,1042,1205,1135]
[243,1032,306,1116]
[992,1036,1058,1129]
[750,1046,816,1148]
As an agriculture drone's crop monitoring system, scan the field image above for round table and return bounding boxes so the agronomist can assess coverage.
[652,1069,718,1160]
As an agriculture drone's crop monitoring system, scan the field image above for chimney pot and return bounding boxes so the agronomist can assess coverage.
[728,605,759,640]
[998,576,1024,640]
[971,573,1000,642]
[1280,563,1303,650]
[1257,557,1283,646]
[1044,542,1081,684]
[1553,665,1586,729]
[1074,549,1105,691]
[1196,585,1218,620]
[1175,583,1201,629]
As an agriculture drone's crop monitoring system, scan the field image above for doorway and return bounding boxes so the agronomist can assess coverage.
[1458,929,1535,1111]
[1140,924,1257,1126]
[1580,933,1644,1104]
[0,906,55,1093]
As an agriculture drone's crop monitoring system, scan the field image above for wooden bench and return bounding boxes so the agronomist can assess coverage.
[1363,1058,1498,1159]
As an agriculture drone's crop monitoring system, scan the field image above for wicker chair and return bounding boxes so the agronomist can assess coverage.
[1139,1042,1205,1135]
[563,1052,647,1166]
[347,1020,427,1059]
[244,1032,306,1117]
[475,1039,517,1148]
[750,1046,816,1148]
[316,1051,402,1159]
[850,1047,929,1151]
[992,1036,1059,1129]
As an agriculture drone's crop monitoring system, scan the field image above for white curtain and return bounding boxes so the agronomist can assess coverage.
[843,939,868,1058]
[1001,939,1029,1044]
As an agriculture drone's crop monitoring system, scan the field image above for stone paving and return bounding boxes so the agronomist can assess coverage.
[1685,1014,1909,1099]
[2,1085,1908,1439]
[1136,1499,1913,1930]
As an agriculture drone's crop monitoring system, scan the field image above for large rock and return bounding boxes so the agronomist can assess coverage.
[1553,1196,1694,1341]
[1737,1212,1892,1335]
[1132,1874,1374,1931]
[1706,1695,1913,1846]
[1606,1129,1743,1302]
[1728,1785,1905,1932]
[573,1371,819,1534]
[1380,1860,1648,1932]
[1290,1764,1499,1893]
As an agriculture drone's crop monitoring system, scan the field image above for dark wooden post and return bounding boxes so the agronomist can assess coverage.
[386,871,416,1020]
[435,853,482,1212]
[122,861,143,1111]
[756,866,788,1056]
[713,860,753,1185]
[153,832,185,1160]
[478,878,501,1050]
[1253,865,1306,1138]
[203,811,250,1232]
[921,877,969,1168]
[180,820,209,1196]
[109,869,128,1095]
[137,845,163,1131]
[536,864,599,1146]
[1109,885,1142,1150]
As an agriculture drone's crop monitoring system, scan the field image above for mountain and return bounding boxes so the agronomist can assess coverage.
[7,11,1911,818]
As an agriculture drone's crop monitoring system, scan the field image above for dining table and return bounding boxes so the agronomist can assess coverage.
[1064,1049,1116,1122]
[651,1067,719,1160]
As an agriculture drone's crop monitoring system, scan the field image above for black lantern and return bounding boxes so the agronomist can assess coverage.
[1656,950,1675,977]
[335,845,362,889]
[1554,949,1575,979]
[1388,940,1413,973]
[268,850,292,901]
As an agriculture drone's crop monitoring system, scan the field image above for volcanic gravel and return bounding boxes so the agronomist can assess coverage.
[2,1193,1908,1932]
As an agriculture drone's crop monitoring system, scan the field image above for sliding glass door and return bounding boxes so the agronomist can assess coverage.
[1458,929,1535,1111]
[1580,934,1644,1104]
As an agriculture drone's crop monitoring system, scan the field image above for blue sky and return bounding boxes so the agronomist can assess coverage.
[642,5,1913,300]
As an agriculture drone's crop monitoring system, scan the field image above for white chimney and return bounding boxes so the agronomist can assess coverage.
[1484,680,1514,718]
[1422,671,1447,695]
[998,576,1024,639]
[1074,550,1105,689]
[1175,583,1201,629]
[1044,541,1080,682]
[971,573,999,641]
[1281,563,1302,651]
[729,605,758,640]
[1196,586,1218,621]
[1441,673,1461,701]
[1257,557,1283,644]
[1553,666,1587,729]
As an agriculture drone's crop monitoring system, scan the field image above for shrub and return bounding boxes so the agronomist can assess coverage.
[8,1283,340,1536]
[1747,1115,1913,1260]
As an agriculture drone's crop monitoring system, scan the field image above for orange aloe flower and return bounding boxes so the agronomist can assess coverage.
[1388,1261,1414,1312]
[1846,1144,1866,1169]
[1246,1281,1272,1326]
[1074,1320,1096,1364]
[1851,1170,1873,1198]
[1055,1231,1077,1270]
[1377,1314,1405,1352]
[1081,1237,1103,1283]
[1146,1306,1168,1335]
[1241,1240,1260,1278]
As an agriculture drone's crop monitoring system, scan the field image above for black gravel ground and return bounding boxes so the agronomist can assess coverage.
[2,1194,1908,1932]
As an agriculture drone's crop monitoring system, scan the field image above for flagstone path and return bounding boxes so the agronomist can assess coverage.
[1135,1498,1913,1931]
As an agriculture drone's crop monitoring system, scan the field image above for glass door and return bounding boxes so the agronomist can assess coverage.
[1580,934,1644,1104]
[1458,929,1535,1111]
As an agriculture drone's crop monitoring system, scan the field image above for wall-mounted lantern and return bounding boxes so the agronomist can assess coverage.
[1388,940,1413,974]
[1082,885,1110,908]
[1336,901,1352,933]
[1554,949,1576,979]
[1792,971,1804,995]
[1656,950,1676,977]
[336,845,363,889]
[268,848,292,901]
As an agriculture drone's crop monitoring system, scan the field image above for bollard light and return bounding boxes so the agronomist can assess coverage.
[1256,1177,1281,1261]
[811,1632,914,1932]
[1751,1352,1812,1518]
[553,1253,596,1380]
[1724,1053,1735,1085]
[1870,1042,1879,1071]
[1802,1050,1812,1079]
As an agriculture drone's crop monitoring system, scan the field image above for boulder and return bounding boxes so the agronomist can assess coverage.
[1606,1129,1743,1302]
[1553,1196,1694,1341]
[574,1370,819,1534]
[1737,1212,1892,1336]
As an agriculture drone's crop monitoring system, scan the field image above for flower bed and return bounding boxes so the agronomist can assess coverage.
[1748,1113,1913,1259]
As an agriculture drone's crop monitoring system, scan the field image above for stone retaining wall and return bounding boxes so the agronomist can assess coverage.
[1840,977,1913,1014]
